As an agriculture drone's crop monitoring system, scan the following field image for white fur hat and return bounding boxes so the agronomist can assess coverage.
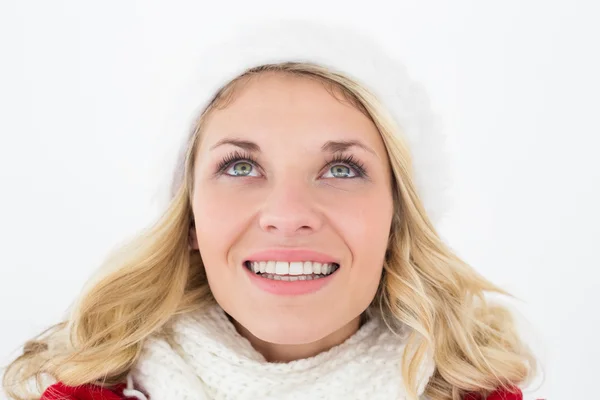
[157,18,453,228]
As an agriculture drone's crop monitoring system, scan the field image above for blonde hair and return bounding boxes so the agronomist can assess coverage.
[2,62,536,400]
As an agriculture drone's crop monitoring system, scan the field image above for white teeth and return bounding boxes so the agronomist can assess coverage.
[303,261,312,274]
[260,274,328,281]
[313,262,322,274]
[289,261,303,275]
[247,260,339,280]
[275,261,289,275]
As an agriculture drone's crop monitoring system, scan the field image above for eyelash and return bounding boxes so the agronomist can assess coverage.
[327,153,368,178]
[216,150,259,173]
[215,150,368,179]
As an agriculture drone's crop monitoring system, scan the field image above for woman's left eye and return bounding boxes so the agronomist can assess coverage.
[225,161,260,177]
[322,164,357,179]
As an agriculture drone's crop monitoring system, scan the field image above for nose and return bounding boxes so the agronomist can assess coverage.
[258,178,323,237]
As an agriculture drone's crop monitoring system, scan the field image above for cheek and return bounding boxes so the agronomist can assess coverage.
[327,188,393,261]
[324,186,393,312]
[192,183,253,264]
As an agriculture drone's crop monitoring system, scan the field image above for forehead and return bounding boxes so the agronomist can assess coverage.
[198,72,386,155]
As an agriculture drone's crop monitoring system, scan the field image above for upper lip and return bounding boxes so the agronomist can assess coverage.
[244,249,340,265]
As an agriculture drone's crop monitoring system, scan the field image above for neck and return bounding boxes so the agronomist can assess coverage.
[231,316,361,362]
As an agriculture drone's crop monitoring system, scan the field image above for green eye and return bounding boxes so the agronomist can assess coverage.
[329,165,353,178]
[230,162,253,176]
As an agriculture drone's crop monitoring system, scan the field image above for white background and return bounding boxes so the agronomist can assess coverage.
[1,1,599,399]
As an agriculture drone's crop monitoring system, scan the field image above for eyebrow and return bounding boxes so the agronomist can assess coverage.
[321,140,377,156]
[210,138,377,157]
[210,138,260,152]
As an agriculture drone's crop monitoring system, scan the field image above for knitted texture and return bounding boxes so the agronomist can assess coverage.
[126,304,436,400]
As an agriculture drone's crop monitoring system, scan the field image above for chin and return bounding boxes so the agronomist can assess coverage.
[236,304,337,345]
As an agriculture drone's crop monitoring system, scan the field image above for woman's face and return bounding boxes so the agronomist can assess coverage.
[190,72,394,347]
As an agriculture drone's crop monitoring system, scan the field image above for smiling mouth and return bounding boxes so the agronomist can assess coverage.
[244,260,340,281]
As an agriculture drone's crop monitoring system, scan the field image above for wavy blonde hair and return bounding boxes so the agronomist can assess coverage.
[2,62,536,400]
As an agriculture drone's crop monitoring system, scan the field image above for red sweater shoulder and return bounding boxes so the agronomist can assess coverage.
[41,382,522,400]
[40,382,133,400]
[465,386,523,400]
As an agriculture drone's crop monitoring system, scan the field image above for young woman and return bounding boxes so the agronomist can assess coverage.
[2,20,536,400]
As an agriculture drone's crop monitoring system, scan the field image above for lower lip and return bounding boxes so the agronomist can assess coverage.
[243,264,338,296]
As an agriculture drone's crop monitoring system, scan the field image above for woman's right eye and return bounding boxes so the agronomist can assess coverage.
[225,161,260,177]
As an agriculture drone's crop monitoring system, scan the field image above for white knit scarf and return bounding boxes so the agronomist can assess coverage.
[125,304,436,400]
